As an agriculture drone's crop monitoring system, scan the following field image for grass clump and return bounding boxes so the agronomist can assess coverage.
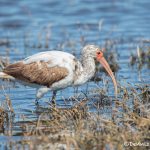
[3,84,149,150]
[130,46,150,70]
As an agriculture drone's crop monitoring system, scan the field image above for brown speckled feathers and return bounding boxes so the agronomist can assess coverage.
[4,61,68,87]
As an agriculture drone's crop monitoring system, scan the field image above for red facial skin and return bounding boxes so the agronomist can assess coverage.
[96,50,118,97]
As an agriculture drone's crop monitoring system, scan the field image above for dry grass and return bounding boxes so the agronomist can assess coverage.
[2,84,149,150]
[0,106,7,132]
[130,46,150,69]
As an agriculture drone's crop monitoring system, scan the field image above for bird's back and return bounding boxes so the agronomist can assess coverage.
[3,50,78,89]
[23,51,75,66]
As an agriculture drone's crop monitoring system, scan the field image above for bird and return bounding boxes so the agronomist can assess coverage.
[0,45,117,105]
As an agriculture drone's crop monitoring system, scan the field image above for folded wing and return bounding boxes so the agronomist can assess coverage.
[3,61,68,87]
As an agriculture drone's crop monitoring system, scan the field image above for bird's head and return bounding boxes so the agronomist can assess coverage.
[82,44,118,97]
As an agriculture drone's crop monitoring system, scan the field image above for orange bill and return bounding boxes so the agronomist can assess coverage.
[98,57,118,97]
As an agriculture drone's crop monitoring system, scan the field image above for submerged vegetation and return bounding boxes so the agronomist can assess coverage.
[0,19,150,150]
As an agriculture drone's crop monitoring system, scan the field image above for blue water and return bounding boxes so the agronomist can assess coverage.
[0,0,150,146]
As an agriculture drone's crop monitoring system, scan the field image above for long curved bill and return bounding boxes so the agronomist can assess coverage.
[98,57,118,97]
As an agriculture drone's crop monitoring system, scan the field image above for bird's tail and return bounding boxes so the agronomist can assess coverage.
[0,72,15,80]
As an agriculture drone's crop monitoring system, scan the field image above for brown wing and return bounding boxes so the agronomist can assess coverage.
[3,61,69,87]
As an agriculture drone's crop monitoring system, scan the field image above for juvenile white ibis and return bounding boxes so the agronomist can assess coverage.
[0,45,117,104]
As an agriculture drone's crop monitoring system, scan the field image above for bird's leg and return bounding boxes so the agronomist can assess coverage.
[51,91,57,106]
[35,98,39,105]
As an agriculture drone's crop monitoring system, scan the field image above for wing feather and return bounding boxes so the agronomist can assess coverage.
[3,61,68,87]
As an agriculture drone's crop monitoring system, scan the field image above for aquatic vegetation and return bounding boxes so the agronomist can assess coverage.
[130,46,150,70]
[0,106,6,132]
[1,84,149,150]
[0,57,9,71]
[0,92,14,134]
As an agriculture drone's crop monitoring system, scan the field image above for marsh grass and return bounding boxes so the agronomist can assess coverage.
[0,106,7,133]
[1,85,149,150]
[130,45,150,70]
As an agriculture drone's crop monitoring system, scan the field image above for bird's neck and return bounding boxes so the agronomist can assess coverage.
[82,56,96,77]
[73,56,96,86]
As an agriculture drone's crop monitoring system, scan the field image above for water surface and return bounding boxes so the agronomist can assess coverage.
[0,0,150,146]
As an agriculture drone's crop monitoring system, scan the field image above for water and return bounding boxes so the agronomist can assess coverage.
[0,0,150,146]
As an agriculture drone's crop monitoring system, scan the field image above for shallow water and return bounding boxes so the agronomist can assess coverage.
[0,0,150,146]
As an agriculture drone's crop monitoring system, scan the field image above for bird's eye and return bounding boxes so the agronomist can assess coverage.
[97,52,101,55]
